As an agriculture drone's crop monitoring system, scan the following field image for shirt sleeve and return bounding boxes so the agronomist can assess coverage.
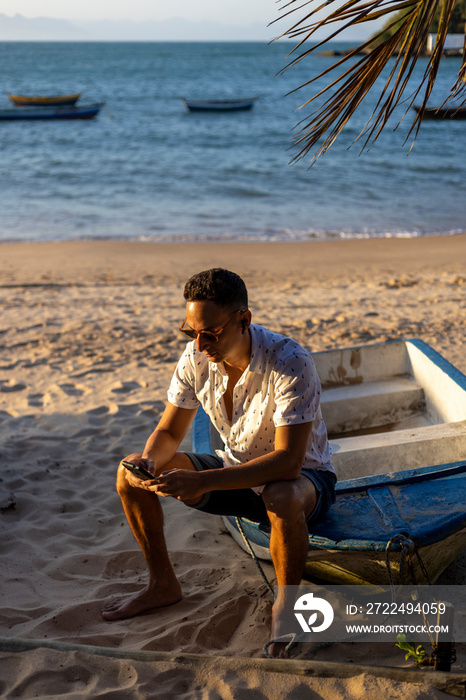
[272,352,322,427]
[167,346,200,409]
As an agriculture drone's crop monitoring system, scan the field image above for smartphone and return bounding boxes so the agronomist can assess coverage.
[121,460,155,481]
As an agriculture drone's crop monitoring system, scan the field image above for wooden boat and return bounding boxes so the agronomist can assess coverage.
[7,93,81,107]
[0,103,104,121]
[181,97,257,112]
[192,339,466,585]
[414,105,466,120]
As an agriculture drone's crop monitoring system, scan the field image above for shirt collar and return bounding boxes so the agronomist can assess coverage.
[248,324,266,375]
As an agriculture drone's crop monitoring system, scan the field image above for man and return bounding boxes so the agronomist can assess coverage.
[102,268,336,657]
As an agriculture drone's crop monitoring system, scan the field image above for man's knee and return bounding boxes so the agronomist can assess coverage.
[263,480,302,518]
[116,453,142,495]
[262,477,316,522]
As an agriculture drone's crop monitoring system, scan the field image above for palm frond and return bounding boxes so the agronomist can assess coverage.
[273,0,466,163]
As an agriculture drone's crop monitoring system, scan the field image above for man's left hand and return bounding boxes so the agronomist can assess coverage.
[149,468,206,502]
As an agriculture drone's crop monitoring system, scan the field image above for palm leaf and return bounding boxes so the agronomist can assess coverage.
[273,0,466,162]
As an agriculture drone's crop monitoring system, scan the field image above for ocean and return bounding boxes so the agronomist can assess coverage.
[1,40,465,243]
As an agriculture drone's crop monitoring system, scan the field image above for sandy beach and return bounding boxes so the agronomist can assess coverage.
[1,236,465,699]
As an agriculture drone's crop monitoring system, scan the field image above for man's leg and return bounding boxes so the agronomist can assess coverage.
[261,475,317,657]
[101,451,196,621]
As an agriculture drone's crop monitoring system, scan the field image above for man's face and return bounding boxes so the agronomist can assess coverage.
[185,300,246,364]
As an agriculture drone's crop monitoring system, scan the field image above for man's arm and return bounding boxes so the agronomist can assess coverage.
[134,402,198,476]
[153,421,313,500]
[204,422,313,489]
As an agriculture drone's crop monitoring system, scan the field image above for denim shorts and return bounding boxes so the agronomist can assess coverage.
[184,452,336,528]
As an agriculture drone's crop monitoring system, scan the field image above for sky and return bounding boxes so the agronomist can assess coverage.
[1,0,281,25]
[1,0,385,41]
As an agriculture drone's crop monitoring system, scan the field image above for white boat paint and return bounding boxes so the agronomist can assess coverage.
[315,339,466,481]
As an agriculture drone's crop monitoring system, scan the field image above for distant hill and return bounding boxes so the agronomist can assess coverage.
[0,12,375,42]
[75,18,275,41]
[0,13,275,42]
[0,14,88,40]
[429,0,466,33]
[369,0,466,47]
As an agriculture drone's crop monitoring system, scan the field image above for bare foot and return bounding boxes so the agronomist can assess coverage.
[267,592,296,657]
[101,583,182,621]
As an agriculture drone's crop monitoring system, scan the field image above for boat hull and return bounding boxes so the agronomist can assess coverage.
[182,98,257,112]
[0,103,104,121]
[192,339,466,586]
[222,462,466,585]
[7,93,81,107]
[415,106,466,120]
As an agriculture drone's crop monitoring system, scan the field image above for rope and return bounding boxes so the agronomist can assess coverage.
[414,548,433,585]
[234,517,275,599]
[385,535,448,659]
[263,633,306,659]
[385,534,415,593]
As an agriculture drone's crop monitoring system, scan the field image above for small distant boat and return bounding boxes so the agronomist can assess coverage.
[182,97,257,112]
[7,93,81,107]
[414,105,466,120]
[0,103,104,121]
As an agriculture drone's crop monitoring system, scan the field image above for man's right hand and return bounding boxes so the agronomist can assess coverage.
[121,454,157,489]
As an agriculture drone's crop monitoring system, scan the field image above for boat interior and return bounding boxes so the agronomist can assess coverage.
[313,339,466,481]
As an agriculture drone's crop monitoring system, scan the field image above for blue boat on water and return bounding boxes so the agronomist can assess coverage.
[0,103,104,121]
[181,97,257,112]
[414,105,466,120]
[192,339,466,585]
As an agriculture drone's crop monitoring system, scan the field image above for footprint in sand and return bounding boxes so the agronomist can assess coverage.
[111,381,147,394]
[87,404,120,424]
[58,383,90,397]
[0,379,27,393]
[88,406,110,415]
[27,393,44,407]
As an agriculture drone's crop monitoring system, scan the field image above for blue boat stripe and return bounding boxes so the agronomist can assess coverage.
[336,461,466,493]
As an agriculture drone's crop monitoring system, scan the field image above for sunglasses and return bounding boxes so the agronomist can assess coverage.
[179,309,245,343]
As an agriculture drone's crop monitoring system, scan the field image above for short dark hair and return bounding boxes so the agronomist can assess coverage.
[183,268,248,310]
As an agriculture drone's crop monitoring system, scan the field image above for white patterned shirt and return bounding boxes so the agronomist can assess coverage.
[168,324,335,492]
